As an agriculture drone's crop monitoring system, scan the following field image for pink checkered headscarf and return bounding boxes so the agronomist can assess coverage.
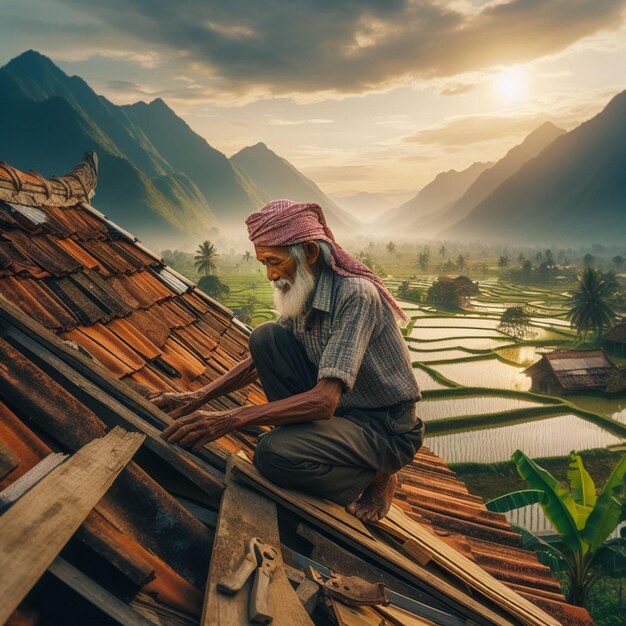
[245,199,407,323]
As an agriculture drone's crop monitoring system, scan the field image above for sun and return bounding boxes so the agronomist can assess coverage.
[494,66,529,102]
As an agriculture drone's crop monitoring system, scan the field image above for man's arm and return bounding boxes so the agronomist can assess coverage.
[150,356,258,416]
[160,378,343,451]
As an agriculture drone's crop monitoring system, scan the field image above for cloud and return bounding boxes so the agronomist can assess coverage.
[404,113,554,146]
[269,117,334,126]
[440,82,476,96]
[55,0,626,97]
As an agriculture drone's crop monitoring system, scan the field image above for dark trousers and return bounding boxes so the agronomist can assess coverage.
[249,322,424,506]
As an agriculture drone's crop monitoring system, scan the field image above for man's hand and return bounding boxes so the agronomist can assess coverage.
[147,390,197,414]
[160,409,244,452]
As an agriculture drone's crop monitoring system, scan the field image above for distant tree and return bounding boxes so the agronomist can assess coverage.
[545,249,554,267]
[197,274,230,300]
[417,249,430,271]
[397,281,421,302]
[439,244,446,258]
[194,240,219,276]
[234,296,256,325]
[522,259,532,280]
[613,255,624,271]
[517,253,525,265]
[242,250,252,262]
[426,276,480,310]
[498,255,509,269]
[427,278,461,310]
[498,306,532,340]
[386,241,396,254]
[535,251,543,263]
[456,254,465,271]
[566,268,617,341]
[583,253,595,268]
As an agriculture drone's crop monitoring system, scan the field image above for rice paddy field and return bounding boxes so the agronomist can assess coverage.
[392,276,626,533]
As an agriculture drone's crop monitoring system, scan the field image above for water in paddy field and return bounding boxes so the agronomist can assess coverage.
[411,337,512,350]
[412,367,449,391]
[410,326,508,340]
[567,394,626,425]
[418,396,545,421]
[496,345,540,366]
[434,359,532,391]
[410,349,472,362]
[415,316,502,329]
[426,415,622,463]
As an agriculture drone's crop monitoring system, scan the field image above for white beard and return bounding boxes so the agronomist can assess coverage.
[272,261,316,318]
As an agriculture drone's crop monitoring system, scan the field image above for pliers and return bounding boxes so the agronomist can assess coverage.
[217,537,279,624]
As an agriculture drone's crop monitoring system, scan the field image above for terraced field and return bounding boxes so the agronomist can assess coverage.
[394,277,626,532]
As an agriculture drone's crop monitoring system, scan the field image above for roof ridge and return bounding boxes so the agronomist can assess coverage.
[0,152,98,208]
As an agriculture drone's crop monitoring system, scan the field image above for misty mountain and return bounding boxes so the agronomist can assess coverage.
[373,161,492,231]
[231,142,361,231]
[417,122,566,236]
[441,90,626,243]
[331,191,413,221]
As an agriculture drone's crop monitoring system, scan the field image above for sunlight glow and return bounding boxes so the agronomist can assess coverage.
[494,67,529,102]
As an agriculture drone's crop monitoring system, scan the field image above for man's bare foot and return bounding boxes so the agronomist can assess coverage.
[346,472,397,522]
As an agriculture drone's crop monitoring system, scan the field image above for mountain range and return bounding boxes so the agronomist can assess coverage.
[1,50,624,246]
[373,161,492,231]
[0,50,352,247]
[441,91,626,243]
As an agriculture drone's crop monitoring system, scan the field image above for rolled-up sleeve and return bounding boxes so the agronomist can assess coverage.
[317,291,379,390]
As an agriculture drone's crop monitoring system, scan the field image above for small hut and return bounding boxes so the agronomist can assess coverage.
[523,349,621,395]
[604,321,626,356]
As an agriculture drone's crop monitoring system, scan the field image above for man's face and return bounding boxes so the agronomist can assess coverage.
[255,245,299,286]
[255,244,317,317]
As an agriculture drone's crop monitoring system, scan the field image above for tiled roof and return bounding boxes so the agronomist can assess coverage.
[525,349,618,390]
[0,154,593,625]
[605,321,626,343]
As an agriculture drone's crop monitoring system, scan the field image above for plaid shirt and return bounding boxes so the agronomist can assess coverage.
[278,266,421,418]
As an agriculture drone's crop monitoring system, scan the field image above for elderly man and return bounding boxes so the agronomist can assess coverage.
[158,199,424,521]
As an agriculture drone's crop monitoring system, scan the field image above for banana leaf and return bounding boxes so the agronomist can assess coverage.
[582,490,625,554]
[567,452,597,509]
[486,490,546,513]
[582,456,626,554]
[512,450,582,552]
[511,524,568,572]
[592,538,626,578]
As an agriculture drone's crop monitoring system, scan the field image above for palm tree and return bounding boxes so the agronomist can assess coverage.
[486,451,626,605]
[566,268,616,341]
[242,251,252,263]
[194,240,219,276]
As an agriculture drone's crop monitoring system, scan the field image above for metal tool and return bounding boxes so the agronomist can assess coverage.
[217,537,279,624]
[305,566,389,606]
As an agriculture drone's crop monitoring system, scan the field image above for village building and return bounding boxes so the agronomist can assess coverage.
[523,349,623,395]
[0,154,593,625]
[604,320,626,356]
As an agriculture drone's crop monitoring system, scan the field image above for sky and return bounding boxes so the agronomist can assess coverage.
[1,0,625,215]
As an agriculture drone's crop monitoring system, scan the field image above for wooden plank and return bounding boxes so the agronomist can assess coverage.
[203,458,314,626]
[7,325,225,495]
[48,557,155,626]
[331,599,385,626]
[0,427,145,623]
[0,453,68,513]
[375,603,440,626]
[380,507,561,626]
[230,455,513,626]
